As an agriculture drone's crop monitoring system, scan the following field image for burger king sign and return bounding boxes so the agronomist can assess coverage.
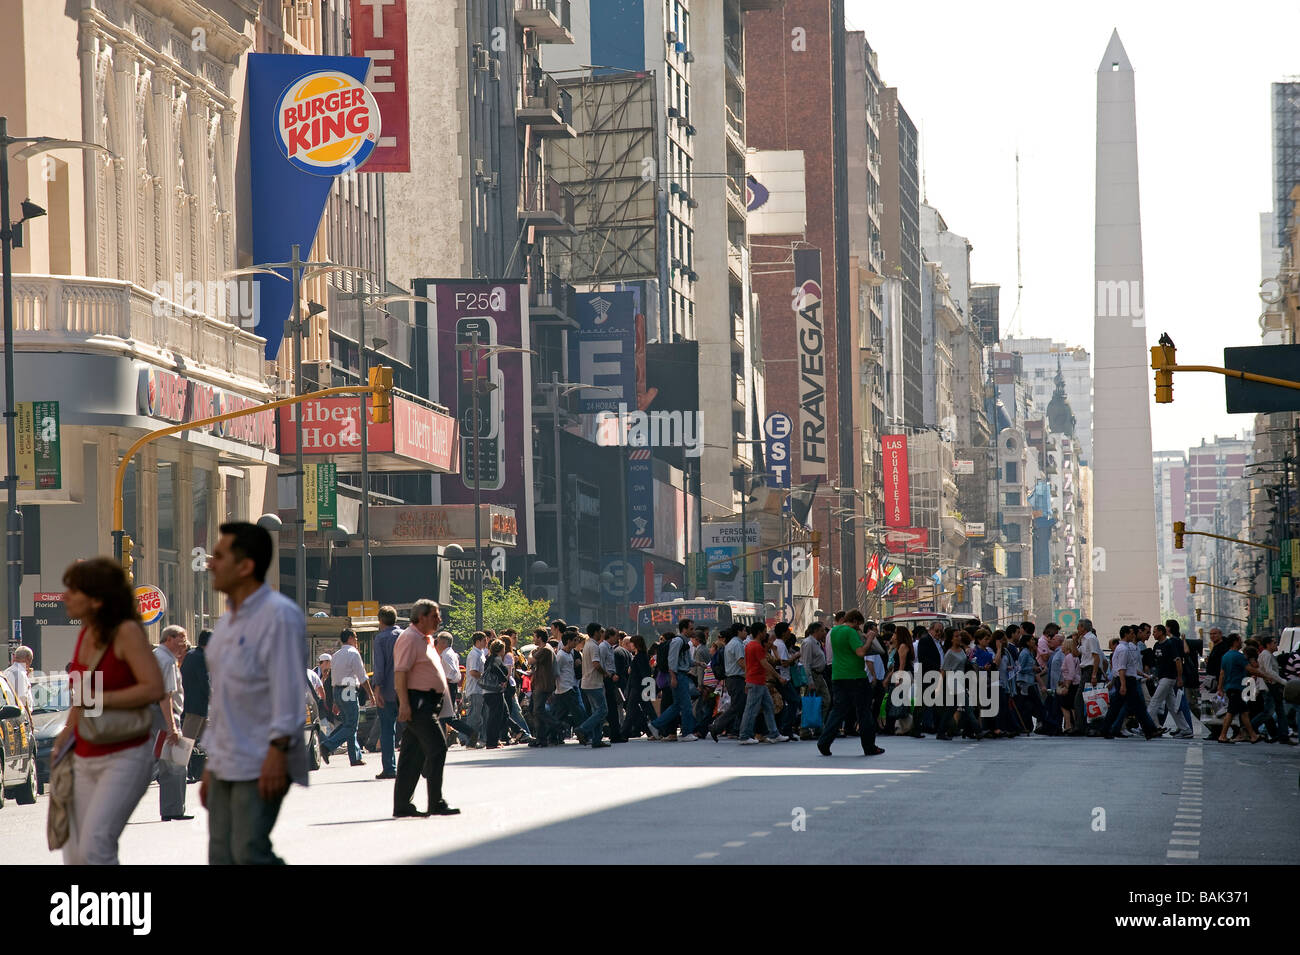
[275,70,381,176]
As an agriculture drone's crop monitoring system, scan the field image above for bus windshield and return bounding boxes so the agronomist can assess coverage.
[635,600,762,639]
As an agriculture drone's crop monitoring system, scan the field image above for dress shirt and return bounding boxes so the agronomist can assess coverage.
[1080,632,1103,673]
[153,643,184,722]
[1048,649,1065,691]
[372,625,400,699]
[800,637,826,673]
[330,644,369,691]
[3,662,32,710]
[441,647,462,684]
[393,625,448,694]
[204,584,309,785]
[597,640,616,683]
[1259,648,1281,682]
[773,638,792,680]
[554,648,577,694]
[306,667,325,699]
[725,637,747,677]
[1060,653,1080,686]
[1111,642,1137,682]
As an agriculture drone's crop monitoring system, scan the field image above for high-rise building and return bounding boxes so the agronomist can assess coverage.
[1091,30,1160,635]
[1185,436,1250,528]
[880,87,923,430]
[1152,450,1189,619]
[970,283,1001,347]
[1000,337,1093,465]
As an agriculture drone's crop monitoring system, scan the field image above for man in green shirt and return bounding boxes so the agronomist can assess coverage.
[817,610,885,757]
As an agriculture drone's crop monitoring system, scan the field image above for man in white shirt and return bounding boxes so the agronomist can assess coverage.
[436,632,473,745]
[3,645,33,714]
[463,631,488,747]
[549,631,584,739]
[320,629,374,766]
[153,625,191,821]
[201,522,309,865]
[1073,618,1104,735]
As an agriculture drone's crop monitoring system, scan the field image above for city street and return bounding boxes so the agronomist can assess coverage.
[4,734,1296,865]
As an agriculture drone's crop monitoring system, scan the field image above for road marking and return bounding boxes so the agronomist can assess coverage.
[695,852,719,859]
[847,794,862,798]
[813,806,830,811]
[1169,839,1200,846]
[831,799,846,804]
[749,831,771,837]
[1166,850,1199,859]
[722,841,746,848]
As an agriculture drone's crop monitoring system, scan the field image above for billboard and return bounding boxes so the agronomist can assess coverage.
[627,449,654,550]
[884,527,929,555]
[247,54,379,359]
[350,0,410,173]
[794,249,827,476]
[703,523,761,601]
[570,290,638,413]
[764,412,793,488]
[746,150,807,236]
[424,279,534,552]
[882,434,910,527]
[277,394,456,471]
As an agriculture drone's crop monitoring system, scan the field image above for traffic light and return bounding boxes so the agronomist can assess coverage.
[810,532,821,558]
[1173,520,1185,549]
[121,534,135,586]
[1188,575,1197,594]
[1150,342,1175,403]
[956,583,966,602]
[1195,607,1202,621]
[368,365,393,424]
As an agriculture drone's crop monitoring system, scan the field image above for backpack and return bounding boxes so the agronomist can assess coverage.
[480,657,505,693]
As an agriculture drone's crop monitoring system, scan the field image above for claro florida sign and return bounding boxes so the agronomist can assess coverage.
[248,54,380,360]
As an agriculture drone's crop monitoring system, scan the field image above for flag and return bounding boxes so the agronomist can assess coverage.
[789,476,822,528]
[879,563,903,597]
[865,553,881,591]
[932,567,943,590]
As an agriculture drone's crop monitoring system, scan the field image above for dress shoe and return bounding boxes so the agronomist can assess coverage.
[319,747,331,764]
[161,814,195,821]
[817,742,832,756]
[864,746,886,756]
[393,805,426,818]
[350,759,366,767]
[591,741,611,749]
[428,800,461,816]
[375,771,397,780]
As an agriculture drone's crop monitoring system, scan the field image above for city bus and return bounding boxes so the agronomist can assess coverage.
[635,600,765,640]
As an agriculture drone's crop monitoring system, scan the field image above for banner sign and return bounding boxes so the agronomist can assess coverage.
[33,593,79,627]
[793,249,827,476]
[424,279,534,552]
[570,290,638,413]
[16,401,61,490]
[350,0,409,173]
[316,462,337,530]
[884,527,929,555]
[882,434,910,528]
[365,505,518,546]
[248,53,378,359]
[140,369,276,451]
[954,459,974,475]
[627,449,654,550]
[703,522,761,601]
[764,412,793,488]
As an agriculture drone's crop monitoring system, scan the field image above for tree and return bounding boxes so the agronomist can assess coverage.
[444,578,551,652]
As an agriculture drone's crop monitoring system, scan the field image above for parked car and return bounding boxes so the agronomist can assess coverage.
[28,674,70,796]
[0,673,37,806]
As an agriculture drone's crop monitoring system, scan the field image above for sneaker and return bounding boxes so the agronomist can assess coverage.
[646,724,662,740]
[761,736,778,744]
[739,738,760,745]
[680,734,700,742]
[1171,730,1193,739]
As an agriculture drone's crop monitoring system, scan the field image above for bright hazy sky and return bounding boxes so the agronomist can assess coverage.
[845,0,1300,456]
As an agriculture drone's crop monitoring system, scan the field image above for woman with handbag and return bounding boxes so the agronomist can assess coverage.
[479,640,510,748]
[52,558,165,864]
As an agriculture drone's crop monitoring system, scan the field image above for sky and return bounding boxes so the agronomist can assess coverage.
[845,0,1300,455]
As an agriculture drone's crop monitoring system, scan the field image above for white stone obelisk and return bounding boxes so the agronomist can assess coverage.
[1092,30,1160,639]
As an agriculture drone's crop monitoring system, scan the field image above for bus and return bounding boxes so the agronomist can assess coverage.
[882,611,981,633]
[635,600,765,640]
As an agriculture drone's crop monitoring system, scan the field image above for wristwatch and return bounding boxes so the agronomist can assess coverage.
[269,737,291,752]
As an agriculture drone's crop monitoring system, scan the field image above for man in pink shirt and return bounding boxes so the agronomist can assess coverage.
[392,599,459,818]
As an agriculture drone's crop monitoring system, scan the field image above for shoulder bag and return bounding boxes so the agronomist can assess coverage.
[76,634,154,745]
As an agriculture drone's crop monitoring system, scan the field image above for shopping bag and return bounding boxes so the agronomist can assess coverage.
[801,695,823,732]
[1083,684,1109,720]
[790,663,808,688]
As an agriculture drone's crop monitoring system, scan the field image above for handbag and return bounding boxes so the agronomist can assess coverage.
[801,695,823,731]
[76,636,154,746]
[789,663,808,688]
[47,740,74,851]
[1082,684,1110,720]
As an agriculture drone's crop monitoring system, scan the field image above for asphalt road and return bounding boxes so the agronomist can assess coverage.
[4,732,1296,865]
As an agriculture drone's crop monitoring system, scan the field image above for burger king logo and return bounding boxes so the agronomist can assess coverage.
[134,585,168,627]
[275,70,381,176]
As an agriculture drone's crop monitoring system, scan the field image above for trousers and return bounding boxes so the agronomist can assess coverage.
[63,741,154,865]
[818,679,877,753]
[207,777,287,865]
[393,688,448,810]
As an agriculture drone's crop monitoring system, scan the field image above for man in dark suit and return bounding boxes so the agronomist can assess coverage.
[603,628,630,743]
[180,629,212,741]
[916,621,944,734]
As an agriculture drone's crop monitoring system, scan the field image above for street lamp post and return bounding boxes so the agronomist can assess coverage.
[225,253,375,613]
[2,120,112,640]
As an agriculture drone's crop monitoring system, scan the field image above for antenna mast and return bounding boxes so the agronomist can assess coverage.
[1011,150,1024,337]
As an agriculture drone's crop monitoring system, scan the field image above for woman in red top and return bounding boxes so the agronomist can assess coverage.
[53,558,164,864]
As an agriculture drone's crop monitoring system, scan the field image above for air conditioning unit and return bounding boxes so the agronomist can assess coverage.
[671,258,682,270]
[666,30,678,43]
[487,172,499,189]
[687,197,699,209]
[688,270,699,282]
[684,52,695,63]
[490,58,501,80]
[669,182,681,195]
[474,158,487,178]
[473,47,490,72]
[667,106,680,118]
[685,124,696,136]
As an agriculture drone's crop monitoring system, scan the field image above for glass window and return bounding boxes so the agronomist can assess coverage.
[1005,491,1021,507]
[157,461,177,552]
[1005,461,1018,483]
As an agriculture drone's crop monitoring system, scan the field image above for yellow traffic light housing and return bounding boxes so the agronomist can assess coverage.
[956,583,966,602]
[1188,575,1197,594]
[369,365,393,424]
[1173,520,1185,549]
[1195,608,1202,621]
[1150,345,1174,403]
[810,531,821,558]
[121,534,135,586]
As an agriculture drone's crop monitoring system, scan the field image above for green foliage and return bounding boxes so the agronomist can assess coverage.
[444,578,551,653]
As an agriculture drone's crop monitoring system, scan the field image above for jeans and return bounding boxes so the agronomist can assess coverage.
[482,692,506,746]
[551,690,585,737]
[818,679,877,753]
[652,673,696,736]
[1147,678,1191,733]
[1106,681,1157,735]
[321,696,361,761]
[776,679,800,735]
[378,700,399,775]
[464,693,485,741]
[63,741,154,865]
[505,685,532,738]
[710,675,748,736]
[207,777,287,865]
[530,687,562,743]
[739,683,776,739]
[578,688,608,743]
[394,688,448,810]
[157,752,188,817]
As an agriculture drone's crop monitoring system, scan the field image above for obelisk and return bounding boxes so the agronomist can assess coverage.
[1092,30,1160,638]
